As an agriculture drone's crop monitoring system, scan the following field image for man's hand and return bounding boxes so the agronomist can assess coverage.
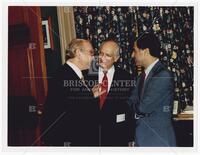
[128,141,135,147]
[92,84,106,98]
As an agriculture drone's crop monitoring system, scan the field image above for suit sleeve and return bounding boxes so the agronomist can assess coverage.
[139,71,174,114]
[125,73,136,142]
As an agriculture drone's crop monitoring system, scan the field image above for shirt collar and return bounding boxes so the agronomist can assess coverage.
[144,59,159,78]
[99,65,115,75]
[66,61,83,79]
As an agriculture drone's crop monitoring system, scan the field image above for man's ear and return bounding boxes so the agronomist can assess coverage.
[144,48,150,55]
[76,49,81,58]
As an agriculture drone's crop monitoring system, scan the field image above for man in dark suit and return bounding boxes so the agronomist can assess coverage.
[86,40,135,146]
[128,32,176,146]
[42,39,105,146]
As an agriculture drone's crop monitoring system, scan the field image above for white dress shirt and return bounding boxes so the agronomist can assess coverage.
[98,65,115,93]
[66,61,83,79]
[144,59,159,80]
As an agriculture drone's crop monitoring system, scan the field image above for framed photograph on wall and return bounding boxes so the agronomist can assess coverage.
[42,17,54,49]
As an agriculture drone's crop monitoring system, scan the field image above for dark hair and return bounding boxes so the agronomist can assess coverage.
[135,32,161,58]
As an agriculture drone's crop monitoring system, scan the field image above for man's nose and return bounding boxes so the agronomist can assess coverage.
[99,54,104,60]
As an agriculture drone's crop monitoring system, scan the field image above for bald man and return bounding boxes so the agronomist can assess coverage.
[86,39,135,146]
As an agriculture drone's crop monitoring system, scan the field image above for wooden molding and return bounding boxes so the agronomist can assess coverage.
[27,48,37,98]
[57,6,76,64]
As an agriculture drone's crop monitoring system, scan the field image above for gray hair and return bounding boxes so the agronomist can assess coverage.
[65,39,90,60]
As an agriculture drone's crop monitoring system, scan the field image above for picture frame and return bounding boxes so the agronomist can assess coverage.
[42,17,54,49]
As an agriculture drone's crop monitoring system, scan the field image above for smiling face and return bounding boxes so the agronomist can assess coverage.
[99,41,119,71]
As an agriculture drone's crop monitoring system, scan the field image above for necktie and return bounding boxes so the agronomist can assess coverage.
[135,71,146,115]
[138,71,146,98]
[100,71,108,109]
[81,76,90,92]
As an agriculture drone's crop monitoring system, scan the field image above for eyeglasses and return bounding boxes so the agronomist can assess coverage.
[81,49,95,56]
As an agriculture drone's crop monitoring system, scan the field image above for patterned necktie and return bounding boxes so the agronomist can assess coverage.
[100,71,108,109]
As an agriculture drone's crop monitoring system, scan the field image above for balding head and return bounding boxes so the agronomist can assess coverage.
[99,40,120,71]
[99,40,120,57]
[66,39,91,60]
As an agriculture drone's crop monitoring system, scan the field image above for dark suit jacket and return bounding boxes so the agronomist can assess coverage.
[128,61,176,146]
[42,63,99,146]
[86,66,135,146]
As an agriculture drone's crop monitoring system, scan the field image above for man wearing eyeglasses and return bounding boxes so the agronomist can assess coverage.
[42,39,104,146]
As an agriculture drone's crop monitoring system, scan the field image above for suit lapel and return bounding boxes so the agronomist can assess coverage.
[136,75,142,98]
[64,63,91,92]
[64,63,81,80]
[141,61,162,98]
[106,69,117,98]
